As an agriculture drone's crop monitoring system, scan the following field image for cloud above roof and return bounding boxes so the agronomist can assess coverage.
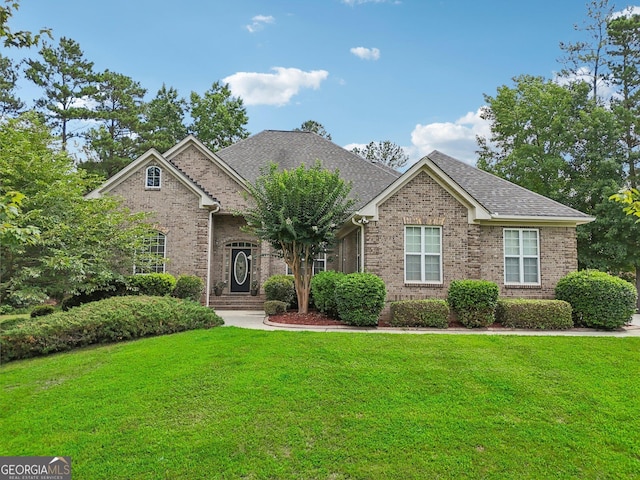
[223,67,329,106]
[409,108,491,165]
[350,46,380,60]
[245,15,275,33]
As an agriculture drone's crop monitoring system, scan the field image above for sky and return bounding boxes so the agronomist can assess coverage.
[5,0,632,166]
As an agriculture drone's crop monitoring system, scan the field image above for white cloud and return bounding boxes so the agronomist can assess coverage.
[350,47,380,61]
[409,108,490,165]
[246,14,275,33]
[223,67,329,106]
[610,5,640,19]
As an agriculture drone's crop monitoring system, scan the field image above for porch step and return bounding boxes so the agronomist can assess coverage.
[209,294,266,310]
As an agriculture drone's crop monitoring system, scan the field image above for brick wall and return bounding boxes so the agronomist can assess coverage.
[359,170,579,320]
[110,159,210,279]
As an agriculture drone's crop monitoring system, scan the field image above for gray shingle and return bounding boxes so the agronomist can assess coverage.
[215,130,401,208]
[427,150,591,219]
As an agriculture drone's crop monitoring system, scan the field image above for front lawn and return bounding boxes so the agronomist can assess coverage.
[1,328,638,479]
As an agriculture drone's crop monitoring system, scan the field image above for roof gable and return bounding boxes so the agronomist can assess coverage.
[85,147,220,209]
[358,151,594,226]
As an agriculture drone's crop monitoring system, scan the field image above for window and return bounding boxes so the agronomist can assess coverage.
[134,232,166,274]
[145,166,161,189]
[504,229,540,284]
[286,252,327,276]
[405,226,442,283]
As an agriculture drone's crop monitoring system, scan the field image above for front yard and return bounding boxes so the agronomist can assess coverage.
[1,328,638,479]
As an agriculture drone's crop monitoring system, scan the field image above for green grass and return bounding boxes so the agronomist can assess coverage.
[1,328,639,479]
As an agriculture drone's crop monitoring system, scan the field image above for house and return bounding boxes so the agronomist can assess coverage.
[86,131,594,317]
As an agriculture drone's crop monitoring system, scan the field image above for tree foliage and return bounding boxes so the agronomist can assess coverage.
[241,162,354,313]
[189,81,249,151]
[0,113,155,306]
[351,140,409,170]
[138,84,188,153]
[0,54,24,116]
[294,120,332,140]
[24,36,97,149]
[0,0,50,48]
[80,70,146,178]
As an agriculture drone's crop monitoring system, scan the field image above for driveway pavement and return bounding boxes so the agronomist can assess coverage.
[217,310,640,337]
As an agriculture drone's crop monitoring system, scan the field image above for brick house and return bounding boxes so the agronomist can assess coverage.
[87,131,594,315]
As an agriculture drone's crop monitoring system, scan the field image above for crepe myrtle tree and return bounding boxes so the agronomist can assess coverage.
[241,162,355,313]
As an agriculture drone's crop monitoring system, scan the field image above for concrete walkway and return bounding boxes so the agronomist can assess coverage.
[217,310,640,337]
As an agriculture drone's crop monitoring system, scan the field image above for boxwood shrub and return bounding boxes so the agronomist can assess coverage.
[0,296,224,363]
[496,299,573,330]
[263,275,296,306]
[172,275,204,301]
[447,280,499,328]
[128,273,177,297]
[264,300,288,315]
[555,270,637,330]
[390,299,449,328]
[310,271,345,318]
[335,272,386,327]
[30,305,55,318]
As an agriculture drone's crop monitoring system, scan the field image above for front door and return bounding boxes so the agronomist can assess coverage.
[230,248,251,293]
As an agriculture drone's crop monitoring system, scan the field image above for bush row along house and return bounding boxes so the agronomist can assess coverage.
[87,131,594,318]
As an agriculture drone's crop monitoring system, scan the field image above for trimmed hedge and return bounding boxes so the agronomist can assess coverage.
[172,275,204,301]
[447,280,499,328]
[128,273,176,297]
[61,277,130,311]
[263,275,296,306]
[390,299,449,328]
[555,270,637,330]
[310,271,345,318]
[264,300,287,315]
[0,296,224,363]
[496,299,573,330]
[335,273,386,327]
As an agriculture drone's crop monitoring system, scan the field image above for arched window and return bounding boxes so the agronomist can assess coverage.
[134,231,167,274]
[145,166,161,189]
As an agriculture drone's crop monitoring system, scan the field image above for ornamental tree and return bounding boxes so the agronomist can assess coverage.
[241,162,354,313]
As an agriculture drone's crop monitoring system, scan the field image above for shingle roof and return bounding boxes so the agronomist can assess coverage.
[215,130,401,208]
[427,150,592,219]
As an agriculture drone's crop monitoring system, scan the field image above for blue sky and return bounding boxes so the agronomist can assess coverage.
[6,0,627,165]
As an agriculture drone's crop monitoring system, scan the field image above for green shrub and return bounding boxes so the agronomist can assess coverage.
[496,299,573,330]
[555,270,637,330]
[390,299,449,328]
[447,280,499,328]
[310,271,345,318]
[0,304,15,315]
[264,300,287,315]
[128,273,177,297]
[263,275,296,306]
[0,296,224,363]
[172,275,204,301]
[30,305,55,318]
[335,273,386,327]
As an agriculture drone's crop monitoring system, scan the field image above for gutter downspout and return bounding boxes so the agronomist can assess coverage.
[351,215,369,273]
[206,203,221,307]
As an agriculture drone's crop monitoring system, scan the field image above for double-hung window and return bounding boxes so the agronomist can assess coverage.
[405,226,442,283]
[504,229,540,284]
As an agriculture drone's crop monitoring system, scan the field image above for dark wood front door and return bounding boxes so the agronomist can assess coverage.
[230,248,251,293]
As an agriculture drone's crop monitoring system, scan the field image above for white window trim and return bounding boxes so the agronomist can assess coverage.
[145,165,162,190]
[285,252,327,276]
[404,225,443,284]
[503,228,541,285]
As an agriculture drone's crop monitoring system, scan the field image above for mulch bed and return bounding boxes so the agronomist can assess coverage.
[268,310,503,328]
